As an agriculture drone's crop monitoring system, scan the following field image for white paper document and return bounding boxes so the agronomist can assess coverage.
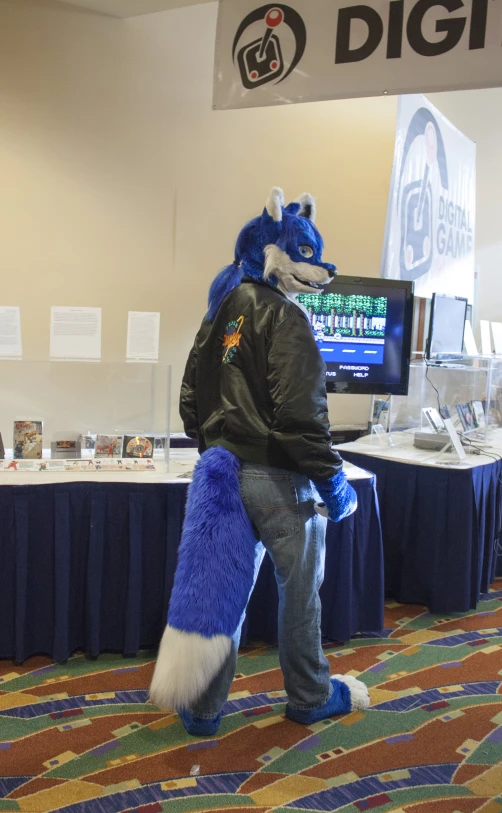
[491,322,502,355]
[480,320,492,356]
[0,306,22,359]
[126,311,160,362]
[463,320,478,357]
[50,306,102,361]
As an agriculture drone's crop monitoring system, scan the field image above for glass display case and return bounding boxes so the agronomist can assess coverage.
[487,356,502,434]
[390,356,493,442]
[0,361,171,473]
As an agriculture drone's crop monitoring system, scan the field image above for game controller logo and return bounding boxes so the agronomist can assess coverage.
[398,107,448,281]
[232,4,307,90]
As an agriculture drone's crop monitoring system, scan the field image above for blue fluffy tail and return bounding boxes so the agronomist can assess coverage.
[150,447,257,709]
[169,447,257,636]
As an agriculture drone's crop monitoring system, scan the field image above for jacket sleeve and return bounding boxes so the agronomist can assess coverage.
[179,342,199,441]
[267,312,343,482]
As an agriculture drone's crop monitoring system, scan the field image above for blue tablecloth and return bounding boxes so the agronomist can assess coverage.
[0,475,384,663]
[340,450,502,614]
[170,438,198,449]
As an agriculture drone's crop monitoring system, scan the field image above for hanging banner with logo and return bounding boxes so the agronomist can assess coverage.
[213,0,502,110]
[381,95,476,302]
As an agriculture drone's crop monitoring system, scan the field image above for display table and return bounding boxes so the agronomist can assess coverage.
[337,432,502,614]
[0,453,384,662]
[169,433,198,449]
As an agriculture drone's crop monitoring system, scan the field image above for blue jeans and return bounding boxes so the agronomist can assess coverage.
[188,463,332,718]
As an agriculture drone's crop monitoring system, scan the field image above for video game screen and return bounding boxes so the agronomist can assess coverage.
[297,279,411,394]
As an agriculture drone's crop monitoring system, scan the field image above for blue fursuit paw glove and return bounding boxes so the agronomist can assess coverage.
[314,471,358,522]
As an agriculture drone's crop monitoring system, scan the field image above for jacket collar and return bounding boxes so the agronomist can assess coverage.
[240,276,311,321]
[241,276,287,299]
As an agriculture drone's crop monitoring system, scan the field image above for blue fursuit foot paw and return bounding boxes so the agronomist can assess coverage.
[285,674,370,725]
[178,708,222,737]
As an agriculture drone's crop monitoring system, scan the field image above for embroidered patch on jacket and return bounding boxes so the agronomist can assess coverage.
[222,316,244,364]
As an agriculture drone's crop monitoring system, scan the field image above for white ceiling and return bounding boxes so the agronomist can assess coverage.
[55,0,213,17]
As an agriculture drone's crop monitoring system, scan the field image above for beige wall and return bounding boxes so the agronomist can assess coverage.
[0,0,500,433]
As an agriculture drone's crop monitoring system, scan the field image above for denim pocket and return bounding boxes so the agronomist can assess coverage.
[240,472,301,541]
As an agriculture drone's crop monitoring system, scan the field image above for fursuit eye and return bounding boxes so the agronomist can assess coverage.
[299,245,314,259]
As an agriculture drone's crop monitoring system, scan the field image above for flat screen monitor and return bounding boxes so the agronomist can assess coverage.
[297,275,414,396]
[426,293,468,359]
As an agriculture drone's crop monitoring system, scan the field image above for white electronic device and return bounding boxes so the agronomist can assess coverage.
[413,422,466,460]
[414,429,451,451]
[422,407,446,433]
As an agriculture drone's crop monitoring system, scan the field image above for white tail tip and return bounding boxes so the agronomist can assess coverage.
[149,625,232,710]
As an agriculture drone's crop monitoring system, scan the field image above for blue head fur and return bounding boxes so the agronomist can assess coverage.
[206,187,336,321]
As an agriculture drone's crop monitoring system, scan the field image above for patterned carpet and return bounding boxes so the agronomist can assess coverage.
[1,582,502,813]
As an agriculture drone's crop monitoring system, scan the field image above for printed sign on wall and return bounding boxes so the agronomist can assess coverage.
[214,0,502,110]
[381,94,476,302]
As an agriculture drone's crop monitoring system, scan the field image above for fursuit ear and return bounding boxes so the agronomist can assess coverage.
[297,193,316,223]
[284,202,301,216]
[265,187,285,223]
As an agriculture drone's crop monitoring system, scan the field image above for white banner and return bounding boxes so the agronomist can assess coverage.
[213,0,502,110]
[381,95,476,302]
